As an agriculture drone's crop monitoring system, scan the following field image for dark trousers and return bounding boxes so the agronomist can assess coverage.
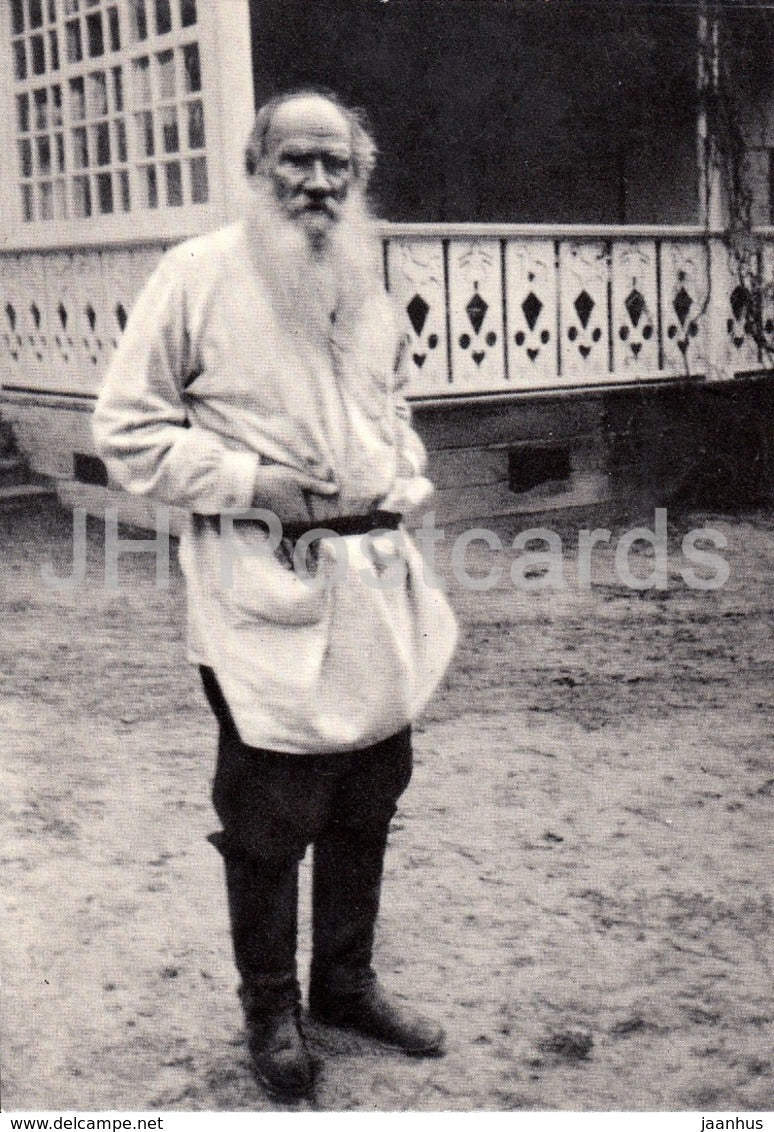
[200,666,413,1016]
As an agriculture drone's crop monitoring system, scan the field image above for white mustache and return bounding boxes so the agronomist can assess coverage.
[293,197,338,215]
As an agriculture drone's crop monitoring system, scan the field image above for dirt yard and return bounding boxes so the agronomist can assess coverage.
[1,496,772,1113]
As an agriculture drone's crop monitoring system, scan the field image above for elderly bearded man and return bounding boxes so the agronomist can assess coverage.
[93,90,457,1101]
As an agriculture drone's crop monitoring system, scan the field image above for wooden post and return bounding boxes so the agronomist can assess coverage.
[697,0,724,229]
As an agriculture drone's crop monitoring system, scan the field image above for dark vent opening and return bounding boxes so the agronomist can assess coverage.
[73,452,109,486]
[508,446,572,494]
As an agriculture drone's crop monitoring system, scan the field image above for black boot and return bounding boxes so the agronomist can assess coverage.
[215,838,317,1099]
[241,988,316,1101]
[310,980,446,1057]
[308,824,445,1057]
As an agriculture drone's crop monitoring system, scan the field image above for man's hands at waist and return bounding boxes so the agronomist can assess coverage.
[251,464,434,525]
[252,463,339,523]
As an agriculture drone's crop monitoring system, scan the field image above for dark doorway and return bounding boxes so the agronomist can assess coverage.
[249,0,699,224]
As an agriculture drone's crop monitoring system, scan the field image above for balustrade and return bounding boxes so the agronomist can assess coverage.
[0,244,164,396]
[1,225,772,402]
[386,225,771,397]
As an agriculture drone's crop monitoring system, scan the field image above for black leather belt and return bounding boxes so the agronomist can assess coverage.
[281,510,402,541]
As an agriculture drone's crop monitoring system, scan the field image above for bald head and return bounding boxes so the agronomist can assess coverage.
[244,90,376,185]
[265,95,352,157]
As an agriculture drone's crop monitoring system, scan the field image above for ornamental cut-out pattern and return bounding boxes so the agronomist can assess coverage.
[660,243,710,375]
[448,239,505,388]
[386,239,448,393]
[48,252,109,391]
[560,242,608,382]
[708,243,760,377]
[0,245,165,393]
[0,254,52,388]
[505,240,558,390]
[612,242,659,378]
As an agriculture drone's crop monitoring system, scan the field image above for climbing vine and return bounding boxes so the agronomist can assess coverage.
[703,0,774,363]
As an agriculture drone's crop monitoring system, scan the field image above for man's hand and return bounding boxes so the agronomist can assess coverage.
[381,475,434,516]
[253,463,338,523]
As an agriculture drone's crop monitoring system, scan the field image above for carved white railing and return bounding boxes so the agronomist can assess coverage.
[1,224,773,403]
[385,224,774,399]
[0,241,167,398]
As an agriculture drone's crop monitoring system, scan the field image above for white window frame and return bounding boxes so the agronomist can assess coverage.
[0,0,254,248]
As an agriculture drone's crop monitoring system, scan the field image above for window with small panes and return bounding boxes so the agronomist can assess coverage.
[8,0,208,223]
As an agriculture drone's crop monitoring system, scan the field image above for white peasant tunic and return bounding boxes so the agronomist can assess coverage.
[92,222,457,752]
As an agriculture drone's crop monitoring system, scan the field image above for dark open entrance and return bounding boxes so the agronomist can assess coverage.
[249,0,699,225]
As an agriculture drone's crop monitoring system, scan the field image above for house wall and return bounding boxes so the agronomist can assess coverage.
[4,0,772,527]
[418,378,774,526]
[26,376,774,532]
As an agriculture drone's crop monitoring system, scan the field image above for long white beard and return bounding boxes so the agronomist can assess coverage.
[242,179,384,342]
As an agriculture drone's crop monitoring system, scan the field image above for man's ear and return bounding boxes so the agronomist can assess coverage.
[245,167,269,194]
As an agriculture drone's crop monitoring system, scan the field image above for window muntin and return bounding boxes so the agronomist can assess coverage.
[8,0,209,223]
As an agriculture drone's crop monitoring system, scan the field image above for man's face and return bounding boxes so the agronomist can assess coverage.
[263,96,354,242]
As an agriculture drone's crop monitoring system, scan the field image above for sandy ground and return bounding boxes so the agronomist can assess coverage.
[1,497,772,1113]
